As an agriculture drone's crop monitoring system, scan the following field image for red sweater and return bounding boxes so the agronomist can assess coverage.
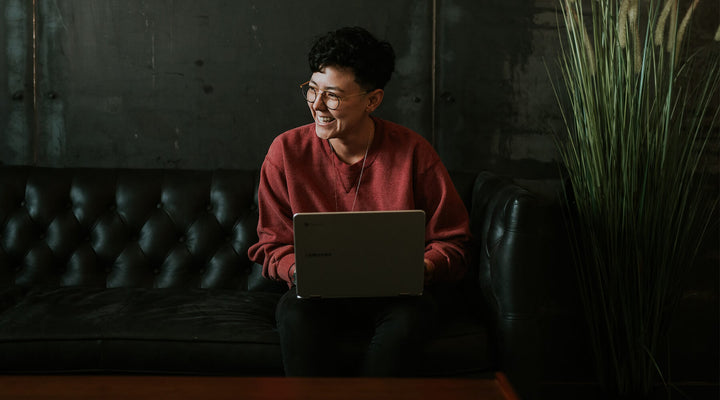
[248,117,471,285]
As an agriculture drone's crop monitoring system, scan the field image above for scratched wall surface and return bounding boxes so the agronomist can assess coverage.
[26,0,433,169]
[1,0,33,165]
[1,0,568,194]
[2,0,717,189]
[436,0,563,192]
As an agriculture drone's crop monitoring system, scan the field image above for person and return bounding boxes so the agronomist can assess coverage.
[247,26,471,377]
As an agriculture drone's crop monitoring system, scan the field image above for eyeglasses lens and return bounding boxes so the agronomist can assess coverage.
[302,86,339,110]
[303,86,316,102]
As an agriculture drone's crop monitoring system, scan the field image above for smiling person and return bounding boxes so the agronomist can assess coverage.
[248,27,471,376]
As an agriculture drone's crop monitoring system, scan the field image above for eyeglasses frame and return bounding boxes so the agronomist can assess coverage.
[299,81,369,110]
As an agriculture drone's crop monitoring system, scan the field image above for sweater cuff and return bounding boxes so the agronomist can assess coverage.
[277,254,296,284]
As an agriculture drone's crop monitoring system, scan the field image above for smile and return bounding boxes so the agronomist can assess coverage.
[317,116,336,124]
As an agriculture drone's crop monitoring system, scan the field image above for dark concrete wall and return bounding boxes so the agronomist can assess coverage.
[436,0,566,196]
[1,1,717,194]
[1,0,34,163]
[1,0,572,195]
[2,0,435,172]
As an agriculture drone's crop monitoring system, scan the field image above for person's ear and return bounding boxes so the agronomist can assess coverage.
[366,89,384,113]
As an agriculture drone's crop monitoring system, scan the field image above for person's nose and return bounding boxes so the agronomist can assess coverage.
[311,93,328,111]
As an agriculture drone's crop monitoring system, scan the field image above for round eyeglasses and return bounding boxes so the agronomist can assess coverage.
[300,81,369,110]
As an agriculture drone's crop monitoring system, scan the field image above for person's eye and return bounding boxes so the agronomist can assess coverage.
[326,92,340,100]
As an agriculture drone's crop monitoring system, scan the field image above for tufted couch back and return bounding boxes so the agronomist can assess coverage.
[0,167,259,290]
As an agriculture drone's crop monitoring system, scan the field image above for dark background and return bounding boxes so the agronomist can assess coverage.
[2,0,718,391]
[4,0,715,199]
[1,0,575,198]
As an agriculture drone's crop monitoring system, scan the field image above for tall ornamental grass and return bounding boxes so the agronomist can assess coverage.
[554,0,719,397]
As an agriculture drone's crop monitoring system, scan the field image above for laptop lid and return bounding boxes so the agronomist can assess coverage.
[293,210,426,299]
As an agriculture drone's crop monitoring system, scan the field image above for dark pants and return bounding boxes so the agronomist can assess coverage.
[275,286,439,377]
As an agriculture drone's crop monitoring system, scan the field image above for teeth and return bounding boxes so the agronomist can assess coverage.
[319,116,335,123]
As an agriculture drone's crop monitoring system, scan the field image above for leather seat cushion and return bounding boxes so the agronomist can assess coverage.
[0,287,283,374]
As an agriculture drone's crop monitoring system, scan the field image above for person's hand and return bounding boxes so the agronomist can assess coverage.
[423,258,433,282]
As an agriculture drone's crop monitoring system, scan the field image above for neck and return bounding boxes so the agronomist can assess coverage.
[329,118,374,164]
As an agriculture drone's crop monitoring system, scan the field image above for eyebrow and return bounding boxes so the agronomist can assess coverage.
[309,80,345,93]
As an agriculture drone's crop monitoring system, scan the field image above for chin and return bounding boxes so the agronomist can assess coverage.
[315,131,333,140]
[314,124,337,140]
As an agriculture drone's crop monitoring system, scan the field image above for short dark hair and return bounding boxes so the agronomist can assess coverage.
[308,27,395,90]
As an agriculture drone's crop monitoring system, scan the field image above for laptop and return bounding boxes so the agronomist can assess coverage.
[293,210,426,299]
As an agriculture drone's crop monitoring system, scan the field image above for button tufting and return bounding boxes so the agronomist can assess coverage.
[156,203,162,209]
[206,204,213,212]
[19,200,26,207]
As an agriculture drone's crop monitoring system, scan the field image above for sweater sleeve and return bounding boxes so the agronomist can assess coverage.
[247,149,297,285]
[417,160,471,284]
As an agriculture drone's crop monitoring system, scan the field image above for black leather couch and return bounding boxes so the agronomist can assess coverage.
[0,166,548,395]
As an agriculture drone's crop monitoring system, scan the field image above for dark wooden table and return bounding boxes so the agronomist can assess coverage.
[0,373,519,400]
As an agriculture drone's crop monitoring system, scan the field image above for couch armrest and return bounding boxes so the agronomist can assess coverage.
[470,171,549,398]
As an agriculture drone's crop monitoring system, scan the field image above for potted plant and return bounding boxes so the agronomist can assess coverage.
[553,0,719,397]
